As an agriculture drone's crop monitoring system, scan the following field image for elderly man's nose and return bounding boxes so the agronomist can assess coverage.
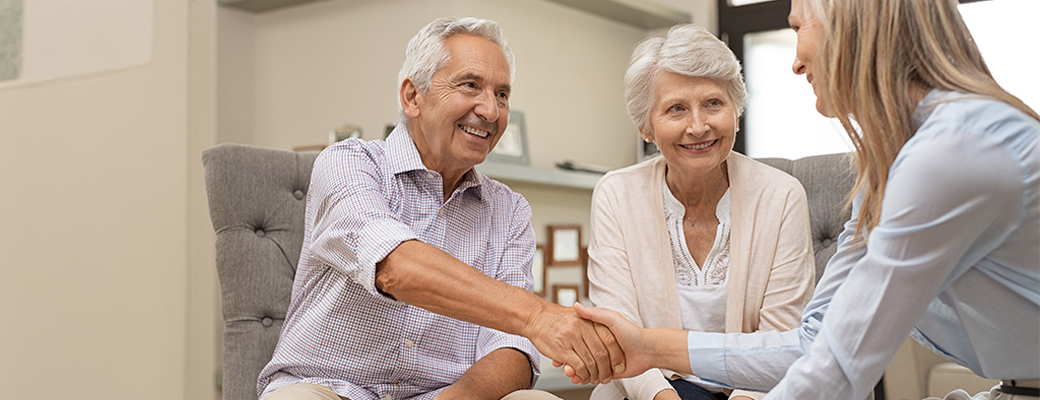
[474,91,499,122]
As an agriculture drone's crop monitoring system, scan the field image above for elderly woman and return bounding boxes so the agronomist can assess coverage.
[574,1,1039,400]
[585,25,815,400]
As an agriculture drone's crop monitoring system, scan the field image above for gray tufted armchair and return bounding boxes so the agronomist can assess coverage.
[202,143,855,400]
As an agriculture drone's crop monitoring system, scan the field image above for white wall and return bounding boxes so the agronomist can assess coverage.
[0,0,219,398]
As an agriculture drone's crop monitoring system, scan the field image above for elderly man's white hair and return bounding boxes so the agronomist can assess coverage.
[624,24,746,135]
[396,17,515,125]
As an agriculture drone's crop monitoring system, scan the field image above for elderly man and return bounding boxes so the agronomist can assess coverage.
[257,17,623,400]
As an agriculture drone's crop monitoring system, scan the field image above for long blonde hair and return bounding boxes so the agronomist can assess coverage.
[807,0,1039,240]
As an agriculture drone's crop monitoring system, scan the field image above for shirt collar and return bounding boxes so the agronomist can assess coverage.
[386,124,428,176]
[385,124,485,198]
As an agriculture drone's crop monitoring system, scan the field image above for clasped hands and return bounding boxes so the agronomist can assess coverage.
[528,302,654,385]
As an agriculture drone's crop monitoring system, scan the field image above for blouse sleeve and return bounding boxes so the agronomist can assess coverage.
[763,128,1025,400]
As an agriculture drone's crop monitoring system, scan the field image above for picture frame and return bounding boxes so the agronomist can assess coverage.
[580,246,590,296]
[532,244,546,297]
[552,284,580,307]
[638,139,660,161]
[547,225,582,266]
[486,110,530,165]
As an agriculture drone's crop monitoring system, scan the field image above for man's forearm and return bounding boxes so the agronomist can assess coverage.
[375,240,546,336]
[377,240,624,385]
[437,348,532,400]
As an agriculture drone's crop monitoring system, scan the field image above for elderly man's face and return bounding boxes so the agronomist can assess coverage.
[408,34,511,176]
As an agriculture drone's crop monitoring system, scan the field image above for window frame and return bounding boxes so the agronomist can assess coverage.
[718,0,990,154]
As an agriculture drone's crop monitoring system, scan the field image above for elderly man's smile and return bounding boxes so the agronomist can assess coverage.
[459,124,491,138]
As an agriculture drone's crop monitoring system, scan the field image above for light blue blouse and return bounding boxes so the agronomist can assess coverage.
[686,89,1040,400]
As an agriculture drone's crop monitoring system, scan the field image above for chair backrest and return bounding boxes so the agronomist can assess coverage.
[203,143,320,400]
[757,153,855,283]
[202,144,854,400]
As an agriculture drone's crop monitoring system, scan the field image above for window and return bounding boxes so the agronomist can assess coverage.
[721,0,1039,159]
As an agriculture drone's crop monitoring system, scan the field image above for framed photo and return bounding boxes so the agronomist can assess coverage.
[638,139,660,161]
[547,225,582,266]
[552,284,580,307]
[532,244,546,296]
[581,246,590,296]
[486,110,530,165]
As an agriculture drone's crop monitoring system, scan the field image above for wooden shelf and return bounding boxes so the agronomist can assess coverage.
[475,162,603,190]
[218,0,690,30]
[217,0,329,13]
[546,0,691,30]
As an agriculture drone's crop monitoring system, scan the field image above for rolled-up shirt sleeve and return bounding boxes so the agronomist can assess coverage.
[477,190,541,383]
[307,143,418,297]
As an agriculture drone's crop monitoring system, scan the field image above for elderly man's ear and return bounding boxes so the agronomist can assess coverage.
[400,77,422,119]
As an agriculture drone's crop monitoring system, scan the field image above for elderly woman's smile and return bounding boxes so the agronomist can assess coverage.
[645,72,737,175]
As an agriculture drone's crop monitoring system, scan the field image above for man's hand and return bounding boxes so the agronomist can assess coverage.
[562,303,655,381]
[523,302,625,385]
[567,303,692,380]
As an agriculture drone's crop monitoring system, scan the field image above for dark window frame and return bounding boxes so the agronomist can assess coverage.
[718,0,988,154]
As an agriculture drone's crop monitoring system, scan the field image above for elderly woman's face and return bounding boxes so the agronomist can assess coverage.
[789,0,831,117]
[643,71,737,174]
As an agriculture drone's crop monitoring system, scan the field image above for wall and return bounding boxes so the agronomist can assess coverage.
[0,1,714,398]
[216,0,710,248]
[0,0,219,398]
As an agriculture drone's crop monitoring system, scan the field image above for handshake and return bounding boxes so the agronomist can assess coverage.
[524,302,687,385]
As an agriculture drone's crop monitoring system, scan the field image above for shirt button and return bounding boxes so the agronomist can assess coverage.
[426,172,435,180]
[391,379,401,384]
[437,209,445,217]
[404,339,415,348]
[384,395,392,400]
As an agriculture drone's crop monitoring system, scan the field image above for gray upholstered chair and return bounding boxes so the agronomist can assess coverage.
[203,144,321,400]
[757,154,855,283]
[203,143,855,400]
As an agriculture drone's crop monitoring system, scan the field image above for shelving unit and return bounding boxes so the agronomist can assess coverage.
[475,162,603,190]
[217,0,690,30]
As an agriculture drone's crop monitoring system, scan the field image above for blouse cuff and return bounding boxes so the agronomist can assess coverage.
[687,331,730,385]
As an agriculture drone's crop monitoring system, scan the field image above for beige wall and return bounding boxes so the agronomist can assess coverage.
[0,0,218,398]
[0,0,710,398]
[217,0,713,244]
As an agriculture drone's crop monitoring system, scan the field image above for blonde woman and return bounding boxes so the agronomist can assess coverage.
[570,0,1040,399]
[585,25,815,400]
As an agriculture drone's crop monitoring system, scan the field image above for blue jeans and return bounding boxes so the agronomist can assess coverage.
[669,379,729,400]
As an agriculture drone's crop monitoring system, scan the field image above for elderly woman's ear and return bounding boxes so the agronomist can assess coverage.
[640,129,653,143]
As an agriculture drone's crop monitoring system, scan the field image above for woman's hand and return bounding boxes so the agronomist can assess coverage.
[560,303,656,380]
[563,303,694,382]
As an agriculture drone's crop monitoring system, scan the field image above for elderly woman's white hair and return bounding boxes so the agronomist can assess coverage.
[624,24,745,134]
[397,17,515,125]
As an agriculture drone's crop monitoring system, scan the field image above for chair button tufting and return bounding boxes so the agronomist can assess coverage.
[822,238,832,247]
[293,189,304,200]
[261,317,273,327]
[255,229,266,237]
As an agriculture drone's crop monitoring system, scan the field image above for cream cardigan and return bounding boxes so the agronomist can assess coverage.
[587,153,815,400]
